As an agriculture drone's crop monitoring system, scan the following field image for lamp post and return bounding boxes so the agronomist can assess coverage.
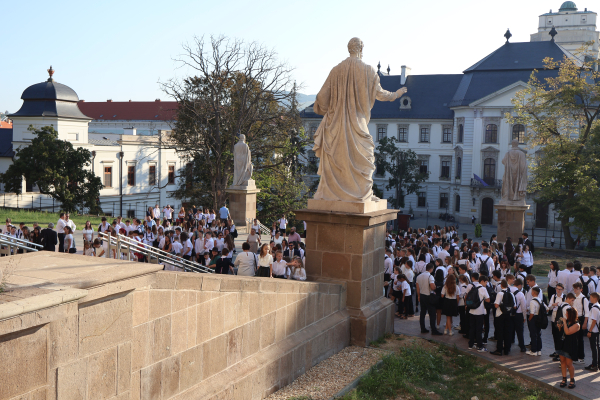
[426,202,429,229]
[119,151,124,217]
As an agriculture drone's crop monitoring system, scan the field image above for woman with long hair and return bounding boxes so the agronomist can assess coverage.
[468,250,480,274]
[441,274,460,335]
[557,307,580,389]
[82,221,94,243]
[257,244,273,277]
[548,261,560,299]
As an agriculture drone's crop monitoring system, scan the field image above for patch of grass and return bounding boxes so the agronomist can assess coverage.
[341,342,559,400]
[0,208,104,230]
[369,333,392,348]
[531,250,598,276]
[287,396,313,400]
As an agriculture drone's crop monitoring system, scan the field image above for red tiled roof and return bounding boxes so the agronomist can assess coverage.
[77,100,178,121]
[0,120,12,129]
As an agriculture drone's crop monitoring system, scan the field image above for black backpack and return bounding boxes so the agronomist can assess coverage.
[466,284,482,310]
[485,282,496,310]
[534,298,549,329]
[480,257,490,276]
[555,302,568,323]
[500,290,516,316]
[580,276,591,297]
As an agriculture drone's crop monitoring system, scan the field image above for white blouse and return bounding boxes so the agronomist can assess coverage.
[258,254,273,267]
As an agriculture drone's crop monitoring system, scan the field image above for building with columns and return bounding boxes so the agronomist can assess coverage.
[301,2,598,228]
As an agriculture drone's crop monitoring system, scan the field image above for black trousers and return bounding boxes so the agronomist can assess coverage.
[469,314,484,349]
[58,233,65,253]
[552,322,562,351]
[590,332,599,367]
[483,310,490,342]
[458,306,467,333]
[403,295,414,316]
[419,294,437,332]
[495,315,513,354]
[513,313,526,350]
[577,317,587,360]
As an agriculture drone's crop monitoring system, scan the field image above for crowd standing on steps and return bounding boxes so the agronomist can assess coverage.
[385,225,600,390]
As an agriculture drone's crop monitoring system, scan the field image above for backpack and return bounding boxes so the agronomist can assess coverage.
[533,298,549,329]
[555,302,568,322]
[500,290,516,316]
[480,257,490,276]
[580,276,591,297]
[485,282,496,310]
[466,285,482,310]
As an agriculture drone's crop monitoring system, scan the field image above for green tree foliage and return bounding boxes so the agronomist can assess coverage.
[162,36,311,214]
[374,137,428,209]
[0,126,102,213]
[511,48,600,248]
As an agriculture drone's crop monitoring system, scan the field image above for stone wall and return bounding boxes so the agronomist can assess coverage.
[0,265,349,400]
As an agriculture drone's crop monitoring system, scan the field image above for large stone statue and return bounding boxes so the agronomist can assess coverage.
[232,134,253,187]
[500,139,528,205]
[312,37,407,203]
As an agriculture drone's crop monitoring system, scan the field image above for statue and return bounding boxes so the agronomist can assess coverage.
[232,134,253,187]
[312,37,407,203]
[500,139,528,205]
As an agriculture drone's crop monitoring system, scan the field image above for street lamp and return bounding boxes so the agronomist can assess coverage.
[426,202,429,229]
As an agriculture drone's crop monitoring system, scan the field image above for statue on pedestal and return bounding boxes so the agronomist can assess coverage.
[500,139,528,205]
[232,134,253,187]
[312,37,407,203]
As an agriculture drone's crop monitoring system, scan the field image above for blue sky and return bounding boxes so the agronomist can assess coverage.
[2,0,583,112]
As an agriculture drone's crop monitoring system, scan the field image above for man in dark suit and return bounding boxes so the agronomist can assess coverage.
[40,223,58,252]
[522,232,534,253]
[283,242,301,259]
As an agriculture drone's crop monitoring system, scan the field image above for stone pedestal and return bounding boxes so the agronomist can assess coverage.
[294,207,397,346]
[495,203,530,243]
[225,182,260,228]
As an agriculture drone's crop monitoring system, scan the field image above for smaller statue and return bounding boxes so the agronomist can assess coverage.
[500,139,528,205]
[232,134,253,186]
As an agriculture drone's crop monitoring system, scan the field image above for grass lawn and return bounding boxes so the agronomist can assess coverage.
[531,250,599,276]
[0,208,104,230]
[341,335,559,400]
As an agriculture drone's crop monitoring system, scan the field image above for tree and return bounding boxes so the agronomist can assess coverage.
[374,137,428,209]
[161,35,310,211]
[0,126,102,213]
[511,48,600,248]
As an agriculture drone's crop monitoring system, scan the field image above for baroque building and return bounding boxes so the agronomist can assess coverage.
[301,2,599,227]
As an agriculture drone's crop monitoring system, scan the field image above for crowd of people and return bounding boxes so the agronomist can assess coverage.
[385,225,600,390]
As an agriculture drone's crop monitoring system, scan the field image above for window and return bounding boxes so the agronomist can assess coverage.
[418,192,426,207]
[442,127,452,143]
[512,124,525,144]
[308,150,317,163]
[309,125,317,139]
[456,157,462,178]
[127,165,135,186]
[149,165,156,186]
[104,166,112,188]
[397,126,408,142]
[440,193,449,209]
[419,159,428,174]
[419,127,430,142]
[375,157,385,177]
[441,160,450,179]
[485,124,497,143]
[25,180,33,193]
[168,165,175,184]
[458,124,464,143]
[377,125,387,142]
[455,195,461,212]
[483,158,496,185]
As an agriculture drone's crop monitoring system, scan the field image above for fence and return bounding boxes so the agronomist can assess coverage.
[527,225,600,250]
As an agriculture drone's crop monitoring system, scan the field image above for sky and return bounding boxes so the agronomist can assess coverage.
[1,0,585,113]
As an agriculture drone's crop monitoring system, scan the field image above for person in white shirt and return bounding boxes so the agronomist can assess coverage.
[383,249,394,297]
[437,243,451,263]
[525,275,543,313]
[153,205,161,222]
[180,232,193,260]
[398,274,413,318]
[479,248,494,277]
[586,292,600,371]
[416,263,441,335]
[441,274,460,335]
[235,242,257,276]
[271,251,290,279]
[57,213,67,252]
[549,283,566,359]
[527,287,543,356]
[64,213,77,233]
[171,238,183,257]
[458,275,470,334]
[468,275,491,351]
[520,245,534,275]
[548,261,560,300]
[163,205,174,223]
[490,280,516,356]
[579,266,596,297]
[573,282,589,363]
[557,262,573,291]
[468,251,480,274]
[512,278,528,352]
[289,256,306,281]
[278,215,288,238]
[194,232,206,264]
[215,232,225,252]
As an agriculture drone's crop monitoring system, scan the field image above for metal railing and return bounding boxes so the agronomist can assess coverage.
[470,178,502,188]
[0,233,42,255]
[246,218,271,236]
[97,231,213,273]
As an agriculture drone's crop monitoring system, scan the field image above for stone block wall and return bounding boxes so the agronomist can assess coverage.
[0,271,349,400]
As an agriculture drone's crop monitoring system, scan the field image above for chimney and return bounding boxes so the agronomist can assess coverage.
[123,127,137,136]
[107,99,112,102]
[400,65,411,85]
[155,99,161,102]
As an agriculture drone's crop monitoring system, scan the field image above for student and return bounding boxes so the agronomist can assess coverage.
[549,283,567,360]
[416,263,442,335]
[585,292,600,371]
[271,250,288,279]
[433,260,446,329]
[527,287,543,356]
[441,274,460,335]
[525,275,543,313]
[572,282,589,363]
[557,308,580,389]
[289,256,306,281]
[548,261,560,300]
[391,266,402,317]
[383,249,393,298]
[580,267,597,297]
[83,240,94,256]
[92,238,105,258]
[566,262,582,295]
[512,279,527,352]
[214,249,235,274]
[399,274,413,319]
[458,275,470,334]
[491,279,515,356]
[516,263,528,290]
[557,262,574,293]
[467,274,491,352]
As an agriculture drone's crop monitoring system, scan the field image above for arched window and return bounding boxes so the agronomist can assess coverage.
[485,124,497,143]
[456,157,462,178]
[512,124,525,144]
[458,124,464,143]
[455,195,461,212]
[483,158,496,185]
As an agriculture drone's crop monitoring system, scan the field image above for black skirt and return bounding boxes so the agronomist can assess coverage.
[257,266,270,277]
[556,323,579,360]
[442,298,459,317]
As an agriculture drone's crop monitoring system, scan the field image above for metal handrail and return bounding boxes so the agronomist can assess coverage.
[98,232,214,273]
[0,237,39,253]
[245,218,271,236]
[0,233,43,248]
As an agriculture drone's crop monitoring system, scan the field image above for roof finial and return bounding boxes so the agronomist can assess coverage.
[504,29,512,44]
[549,26,558,42]
[47,65,54,82]
[377,61,381,73]
[387,65,390,75]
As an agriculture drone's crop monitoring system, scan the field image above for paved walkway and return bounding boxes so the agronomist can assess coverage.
[393,313,599,400]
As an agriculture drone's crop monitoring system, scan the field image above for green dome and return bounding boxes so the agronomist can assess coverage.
[559,1,578,11]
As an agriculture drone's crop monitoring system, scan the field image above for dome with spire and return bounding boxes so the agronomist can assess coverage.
[559,1,577,12]
[10,66,90,120]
